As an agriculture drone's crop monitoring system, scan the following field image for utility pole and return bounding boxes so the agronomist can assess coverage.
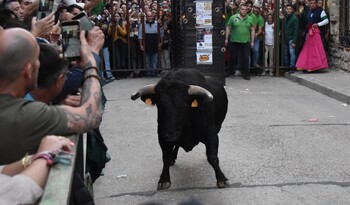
[274,0,280,76]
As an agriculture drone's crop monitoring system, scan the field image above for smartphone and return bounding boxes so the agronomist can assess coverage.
[61,20,81,61]
[37,0,59,19]
[72,12,94,31]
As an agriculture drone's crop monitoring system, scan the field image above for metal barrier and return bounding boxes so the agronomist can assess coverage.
[39,134,86,205]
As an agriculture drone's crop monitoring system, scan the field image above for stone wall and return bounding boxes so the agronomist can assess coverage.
[327,0,350,71]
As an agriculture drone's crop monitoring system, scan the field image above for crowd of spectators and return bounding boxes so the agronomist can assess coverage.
[0,0,172,81]
[1,0,330,80]
[0,0,330,202]
[225,0,329,78]
[0,0,174,201]
[94,0,172,79]
[0,0,109,203]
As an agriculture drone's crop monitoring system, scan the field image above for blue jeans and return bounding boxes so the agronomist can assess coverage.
[283,40,296,67]
[103,47,113,79]
[252,37,261,65]
[146,52,158,76]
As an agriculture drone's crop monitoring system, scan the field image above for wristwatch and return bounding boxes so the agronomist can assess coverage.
[21,153,32,169]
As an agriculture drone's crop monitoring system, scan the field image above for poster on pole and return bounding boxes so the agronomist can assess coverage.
[195,0,213,65]
[196,1,212,26]
[196,52,213,64]
[196,26,213,50]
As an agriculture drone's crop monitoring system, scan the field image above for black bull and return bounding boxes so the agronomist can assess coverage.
[131,69,229,190]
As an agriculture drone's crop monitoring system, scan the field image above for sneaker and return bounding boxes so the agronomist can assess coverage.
[106,152,111,163]
[106,76,115,80]
[261,70,266,76]
[253,64,260,68]
[269,71,274,76]
[288,67,296,74]
[159,70,168,76]
[104,77,114,85]
[226,70,233,77]
[243,75,250,80]
[234,70,242,77]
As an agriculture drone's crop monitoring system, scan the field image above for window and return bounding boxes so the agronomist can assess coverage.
[339,0,350,47]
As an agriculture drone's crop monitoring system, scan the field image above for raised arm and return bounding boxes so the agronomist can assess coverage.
[83,0,103,11]
[58,29,104,134]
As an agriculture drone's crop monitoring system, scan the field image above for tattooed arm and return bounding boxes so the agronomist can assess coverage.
[59,30,104,134]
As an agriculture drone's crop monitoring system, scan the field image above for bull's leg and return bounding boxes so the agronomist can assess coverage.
[170,145,180,166]
[205,135,229,188]
[157,143,173,190]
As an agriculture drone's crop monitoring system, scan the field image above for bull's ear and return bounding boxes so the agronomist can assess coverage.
[191,100,198,107]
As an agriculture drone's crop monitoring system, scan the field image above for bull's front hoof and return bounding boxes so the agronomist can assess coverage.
[217,180,230,188]
[157,182,171,190]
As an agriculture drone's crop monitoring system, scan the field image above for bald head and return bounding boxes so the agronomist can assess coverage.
[0,28,38,81]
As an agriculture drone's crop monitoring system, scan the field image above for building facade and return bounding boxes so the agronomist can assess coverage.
[327,0,350,71]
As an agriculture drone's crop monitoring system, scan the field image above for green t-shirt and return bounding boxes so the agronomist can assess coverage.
[0,94,68,164]
[225,6,233,26]
[227,14,254,43]
[255,13,264,35]
[249,11,257,26]
[91,2,104,16]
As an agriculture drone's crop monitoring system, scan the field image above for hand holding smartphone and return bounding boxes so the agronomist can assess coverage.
[72,12,94,31]
[61,20,81,61]
[37,0,60,20]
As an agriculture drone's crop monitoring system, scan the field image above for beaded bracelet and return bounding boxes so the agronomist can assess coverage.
[83,74,101,83]
[31,151,55,166]
[83,66,99,75]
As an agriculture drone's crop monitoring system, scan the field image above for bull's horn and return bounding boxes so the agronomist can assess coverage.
[131,84,156,100]
[188,85,214,101]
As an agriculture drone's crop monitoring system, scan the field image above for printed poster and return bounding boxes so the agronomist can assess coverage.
[196,27,213,50]
[196,52,213,64]
[196,1,212,26]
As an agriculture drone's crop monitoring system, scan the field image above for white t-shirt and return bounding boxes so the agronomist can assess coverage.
[265,22,274,46]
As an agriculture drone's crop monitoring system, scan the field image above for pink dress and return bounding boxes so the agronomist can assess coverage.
[296,27,328,71]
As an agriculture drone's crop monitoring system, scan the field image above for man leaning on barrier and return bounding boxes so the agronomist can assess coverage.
[0,27,104,165]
